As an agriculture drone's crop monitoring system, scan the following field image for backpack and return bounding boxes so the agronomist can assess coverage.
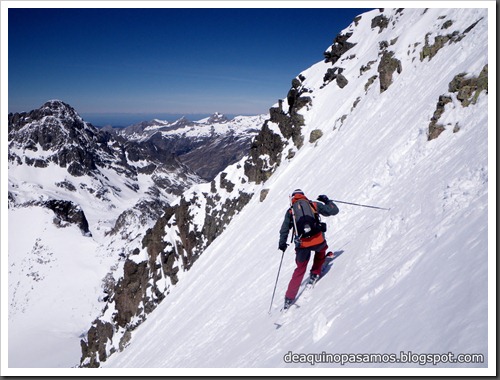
[290,197,322,238]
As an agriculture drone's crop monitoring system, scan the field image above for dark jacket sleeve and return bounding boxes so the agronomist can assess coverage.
[316,200,339,217]
[279,209,292,246]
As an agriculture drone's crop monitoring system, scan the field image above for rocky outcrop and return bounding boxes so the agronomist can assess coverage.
[43,199,91,236]
[428,95,453,140]
[428,65,488,140]
[309,129,323,144]
[448,65,488,106]
[244,123,284,185]
[420,17,484,61]
[371,14,389,33]
[377,51,402,92]
[268,76,310,150]
[322,67,349,89]
[80,320,114,368]
[323,32,356,65]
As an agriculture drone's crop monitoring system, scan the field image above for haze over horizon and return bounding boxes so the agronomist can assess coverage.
[8,6,373,126]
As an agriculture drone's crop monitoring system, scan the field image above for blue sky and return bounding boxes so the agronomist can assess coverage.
[8,6,373,125]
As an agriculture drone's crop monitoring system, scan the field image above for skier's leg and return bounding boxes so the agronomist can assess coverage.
[310,242,328,276]
[285,248,311,300]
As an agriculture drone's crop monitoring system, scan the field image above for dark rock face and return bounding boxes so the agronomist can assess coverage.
[309,129,323,144]
[377,51,402,92]
[80,320,114,368]
[371,14,389,33]
[448,65,488,106]
[8,101,134,179]
[43,199,91,236]
[244,75,312,185]
[324,32,356,65]
[336,73,349,88]
[244,122,284,184]
[113,260,150,328]
[420,17,484,61]
[428,65,487,140]
[428,95,453,140]
[322,67,348,89]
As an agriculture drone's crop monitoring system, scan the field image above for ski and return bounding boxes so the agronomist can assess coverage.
[273,251,342,329]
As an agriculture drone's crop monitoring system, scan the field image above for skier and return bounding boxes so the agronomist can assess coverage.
[278,189,339,310]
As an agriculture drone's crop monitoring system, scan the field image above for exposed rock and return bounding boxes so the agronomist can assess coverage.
[202,191,254,247]
[309,129,324,144]
[448,65,488,106]
[323,67,338,84]
[336,73,349,88]
[379,40,389,51]
[113,259,150,328]
[442,20,453,29]
[420,18,483,61]
[324,32,356,65]
[260,189,270,202]
[365,75,378,93]
[220,172,235,192]
[371,14,389,33]
[427,65,487,141]
[420,33,455,61]
[267,78,308,152]
[351,97,361,111]
[80,319,114,367]
[428,95,452,140]
[377,51,402,92]
[286,77,312,115]
[43,199,91,236]
[244,122,284,184]
[360,60,377,76]
[55,180,76,192]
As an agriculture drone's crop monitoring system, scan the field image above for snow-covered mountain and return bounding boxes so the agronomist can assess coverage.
[90,7,489,371]
[7,6,492,373]
[108,112,264,181]
[7,101,261,368]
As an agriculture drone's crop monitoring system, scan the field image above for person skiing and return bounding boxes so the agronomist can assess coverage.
[278,189,339,310]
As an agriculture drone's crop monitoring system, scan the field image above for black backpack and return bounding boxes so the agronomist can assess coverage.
[291,198,323,238]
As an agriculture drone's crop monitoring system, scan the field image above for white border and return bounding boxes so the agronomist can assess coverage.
[1,1,496,377]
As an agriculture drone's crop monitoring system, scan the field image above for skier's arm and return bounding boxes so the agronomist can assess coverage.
[316,197,339,216]
[278,210,292,248]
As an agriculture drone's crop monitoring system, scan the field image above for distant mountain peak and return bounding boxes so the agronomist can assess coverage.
[43,99,71,109]
[206,112,228,124]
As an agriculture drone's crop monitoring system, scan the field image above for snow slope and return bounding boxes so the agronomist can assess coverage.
[102,7,493,374]
[8,207,105,368]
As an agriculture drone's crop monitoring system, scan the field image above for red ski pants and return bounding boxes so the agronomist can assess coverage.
[285,241,328,300]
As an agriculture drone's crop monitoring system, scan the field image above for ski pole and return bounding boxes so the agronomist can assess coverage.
[331,199,390,211]
[268,250,285,314]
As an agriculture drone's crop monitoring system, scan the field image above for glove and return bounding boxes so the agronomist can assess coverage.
[279,242,288,252]
[317,194,330,203]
